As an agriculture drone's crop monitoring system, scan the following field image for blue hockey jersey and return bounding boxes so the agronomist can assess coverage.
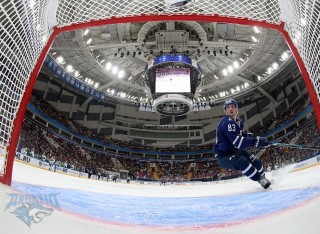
[214,116,256,155]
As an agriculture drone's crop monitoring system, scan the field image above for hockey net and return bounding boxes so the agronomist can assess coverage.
[0,0,319,185]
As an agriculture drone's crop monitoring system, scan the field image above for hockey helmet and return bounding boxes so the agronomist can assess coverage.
[223,99,238,110]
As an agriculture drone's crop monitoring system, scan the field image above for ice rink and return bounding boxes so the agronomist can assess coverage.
[1,160,320,234]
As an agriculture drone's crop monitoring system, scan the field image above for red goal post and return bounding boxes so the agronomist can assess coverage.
[0,0,319,186]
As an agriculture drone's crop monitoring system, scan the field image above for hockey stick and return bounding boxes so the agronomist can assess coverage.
[269,142,320,151]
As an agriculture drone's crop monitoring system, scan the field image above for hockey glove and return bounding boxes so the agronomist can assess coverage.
[247,132,254,137]
[243,131,254,137]
[255,136,269,148]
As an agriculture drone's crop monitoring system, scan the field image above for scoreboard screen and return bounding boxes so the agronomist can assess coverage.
[155,67,191,93]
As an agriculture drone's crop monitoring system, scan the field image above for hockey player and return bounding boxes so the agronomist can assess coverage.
[214,99,271,189]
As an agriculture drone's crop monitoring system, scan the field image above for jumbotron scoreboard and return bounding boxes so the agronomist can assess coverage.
[144,54,202,116]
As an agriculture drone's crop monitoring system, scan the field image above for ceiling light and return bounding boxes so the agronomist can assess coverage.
[86,38,92,44]
[253,26,260,33]
[57,56,64,63]
[112,66,118,74]
[118,70,125,78]
[94,83,99,88]
[233,61,240,69]
[105,62,112,70]
[74,71,80,77]
[83,29,89,36]
[281,52,289,60]
[222,69,228,76]
[66,65,73,72]
[227,65,233,73]
[251,36,258,42]
[272,62,279,69]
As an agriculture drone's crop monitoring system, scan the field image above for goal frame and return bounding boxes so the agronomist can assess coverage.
[1,14,319,186]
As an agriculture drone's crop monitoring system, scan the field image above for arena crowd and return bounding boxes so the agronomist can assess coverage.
[19,93,319,182]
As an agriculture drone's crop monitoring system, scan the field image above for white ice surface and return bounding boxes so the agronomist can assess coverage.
[0,161,320,234]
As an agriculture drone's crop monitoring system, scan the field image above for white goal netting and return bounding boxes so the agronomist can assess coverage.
[0,0,52,178]
[0,0,319,183]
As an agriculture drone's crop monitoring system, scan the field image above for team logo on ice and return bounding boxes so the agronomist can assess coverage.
[5,193,60,227]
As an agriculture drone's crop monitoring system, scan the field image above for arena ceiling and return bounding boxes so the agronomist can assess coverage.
[49,21,295,107]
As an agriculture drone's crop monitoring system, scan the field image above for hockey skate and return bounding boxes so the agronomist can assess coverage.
[259,176,271,189]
